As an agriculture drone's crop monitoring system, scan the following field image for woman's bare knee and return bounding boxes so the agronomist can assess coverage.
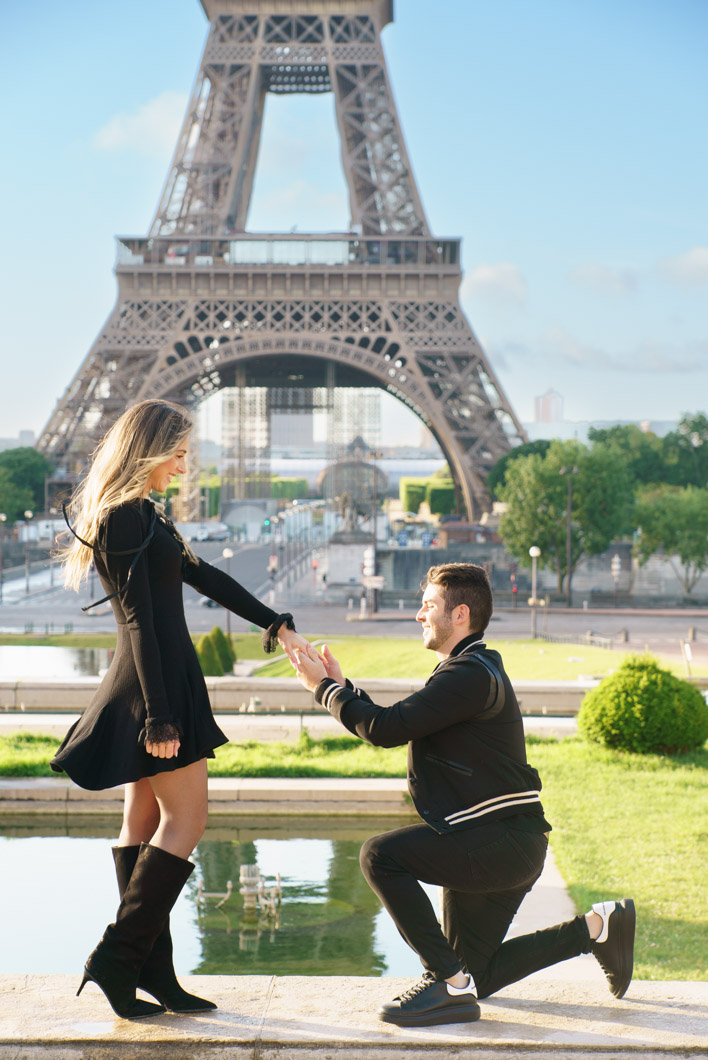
[119,779,160,845]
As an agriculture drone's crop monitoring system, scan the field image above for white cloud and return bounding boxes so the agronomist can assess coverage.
[93,91,188,158]
[543,328,707,374]
[460,263,527,307]
[658,246,708,287]
[569,263,637,297]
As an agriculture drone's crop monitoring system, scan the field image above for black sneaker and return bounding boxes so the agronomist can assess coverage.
[378,971,481,1027]
[590,898,636,999]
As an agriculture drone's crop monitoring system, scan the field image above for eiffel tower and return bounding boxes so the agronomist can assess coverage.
[38,0,526,519]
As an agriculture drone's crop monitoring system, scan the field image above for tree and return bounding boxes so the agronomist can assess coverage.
[634,484,708,594]
[661,413,708,488]
[0,468,34,523]
[0,447,55,513]
[498,440,633,597]
[588,424,665,488]
[486,440,551,500]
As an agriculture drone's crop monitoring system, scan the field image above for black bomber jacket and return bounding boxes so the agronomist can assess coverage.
[314,634,549,835]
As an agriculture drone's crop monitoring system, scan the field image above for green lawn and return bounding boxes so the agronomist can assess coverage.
[254,636,705,682]
[2,729,706,980]
[3,632,704,681]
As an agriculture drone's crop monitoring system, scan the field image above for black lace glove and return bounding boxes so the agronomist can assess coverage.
[139,717,183,746]
[262,612,296,653]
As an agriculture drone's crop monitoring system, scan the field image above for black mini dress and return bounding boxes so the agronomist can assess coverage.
[51,499,279,790]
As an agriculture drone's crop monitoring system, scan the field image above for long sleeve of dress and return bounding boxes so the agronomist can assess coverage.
[182,554,279,630]
[101,505,177,739]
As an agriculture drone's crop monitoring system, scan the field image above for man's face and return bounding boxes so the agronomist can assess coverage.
[416,583,455,653]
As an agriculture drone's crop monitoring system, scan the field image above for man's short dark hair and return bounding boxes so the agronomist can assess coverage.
[421,563,493,633]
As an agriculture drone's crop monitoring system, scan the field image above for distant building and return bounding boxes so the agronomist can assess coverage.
[0,429,36,453]
[534,389,564,423]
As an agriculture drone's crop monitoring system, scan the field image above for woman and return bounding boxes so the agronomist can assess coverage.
[51,398,308,1019]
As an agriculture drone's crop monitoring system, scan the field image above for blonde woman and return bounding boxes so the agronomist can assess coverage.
[52,398,307,1019]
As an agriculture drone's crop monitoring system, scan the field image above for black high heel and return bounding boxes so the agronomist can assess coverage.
[112,845,217,1012]
[76,966,164,1019]
[77,844,194,1020]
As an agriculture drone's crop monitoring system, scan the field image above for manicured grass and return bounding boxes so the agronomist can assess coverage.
[0,733,62,776]
[0,633,120,649]
[527,736,708,982]
[0,631,270,658]
[210,730,408,778]
[253,636,705,681]
[3,632,705,680]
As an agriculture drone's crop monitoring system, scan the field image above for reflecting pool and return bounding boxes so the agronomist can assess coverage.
[0,645,111,678]
[0,816,426,977]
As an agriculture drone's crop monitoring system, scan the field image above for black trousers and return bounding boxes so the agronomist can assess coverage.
[360,820,591,997]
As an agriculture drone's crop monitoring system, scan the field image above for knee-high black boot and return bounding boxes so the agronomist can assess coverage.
[78,843,194,1019]
[112,845,216,1013]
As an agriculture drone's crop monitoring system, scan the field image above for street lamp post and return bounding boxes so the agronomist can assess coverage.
[222,548,234,642]
[24,510,34,595]
[611,553,621,607]
[0,513,6,604]
[529,545,541,638]
[559,467,578,607]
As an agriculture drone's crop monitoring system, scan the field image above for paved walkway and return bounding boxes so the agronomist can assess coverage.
[1,975,705,1057]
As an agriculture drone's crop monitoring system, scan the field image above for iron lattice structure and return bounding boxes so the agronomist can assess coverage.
[38,0,526,519]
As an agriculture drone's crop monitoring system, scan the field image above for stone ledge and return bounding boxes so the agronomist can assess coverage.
[0,975,705,1058]
[0,777,414,816]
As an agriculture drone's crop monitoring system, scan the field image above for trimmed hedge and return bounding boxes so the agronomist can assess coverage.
[210,625,236,672]
[578,654,708,754]
[427,480,456,516]
[399,477,428,515]
[196,633,224,676]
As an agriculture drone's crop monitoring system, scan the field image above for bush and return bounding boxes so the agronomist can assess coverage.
[196,633,224,676]
[399,477,428,515]
[578,654,708,754]
[210,625,235,672]
[427,480,456,516]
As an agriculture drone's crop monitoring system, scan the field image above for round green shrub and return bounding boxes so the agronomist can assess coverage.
[210,625,236,671]
[577,654,708,754]
[196,633,224,677]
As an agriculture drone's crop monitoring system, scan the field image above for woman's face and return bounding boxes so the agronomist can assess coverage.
[145,439,189,495]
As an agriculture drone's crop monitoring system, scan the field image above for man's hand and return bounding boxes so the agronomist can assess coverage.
[320,644,344,685]
[294,643,328,692]
[277,627,311,665]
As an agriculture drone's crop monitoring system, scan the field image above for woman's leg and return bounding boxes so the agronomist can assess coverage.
[147,758,209,858]
[117,779,160,847]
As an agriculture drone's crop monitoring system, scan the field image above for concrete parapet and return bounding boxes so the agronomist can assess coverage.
[0,974,705,1058]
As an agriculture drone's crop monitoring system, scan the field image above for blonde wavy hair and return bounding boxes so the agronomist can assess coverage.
[60,399,196,590]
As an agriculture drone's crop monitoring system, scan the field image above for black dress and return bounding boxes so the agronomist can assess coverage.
[50,499,279,791]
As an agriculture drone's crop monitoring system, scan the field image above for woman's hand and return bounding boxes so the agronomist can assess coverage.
[320,644,345,685]
[278,627,311,665]
[294,643,328,692]
[145,738,180,759]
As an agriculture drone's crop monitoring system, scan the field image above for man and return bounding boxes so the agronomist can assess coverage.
[294,562,634,1028]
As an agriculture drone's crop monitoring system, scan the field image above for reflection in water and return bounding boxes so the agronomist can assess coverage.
[191,835,386,976]
[0,645,112,678]
[0,817,413,977]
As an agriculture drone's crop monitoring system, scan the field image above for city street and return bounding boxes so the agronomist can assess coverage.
[1,540,706,668]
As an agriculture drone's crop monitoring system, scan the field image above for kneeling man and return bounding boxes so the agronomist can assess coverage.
[294,563,634,1027]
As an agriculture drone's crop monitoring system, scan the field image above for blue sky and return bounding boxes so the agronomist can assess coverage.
[1,0,706,446]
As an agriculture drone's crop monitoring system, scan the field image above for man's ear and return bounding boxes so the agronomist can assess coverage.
[454,603,470,628]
